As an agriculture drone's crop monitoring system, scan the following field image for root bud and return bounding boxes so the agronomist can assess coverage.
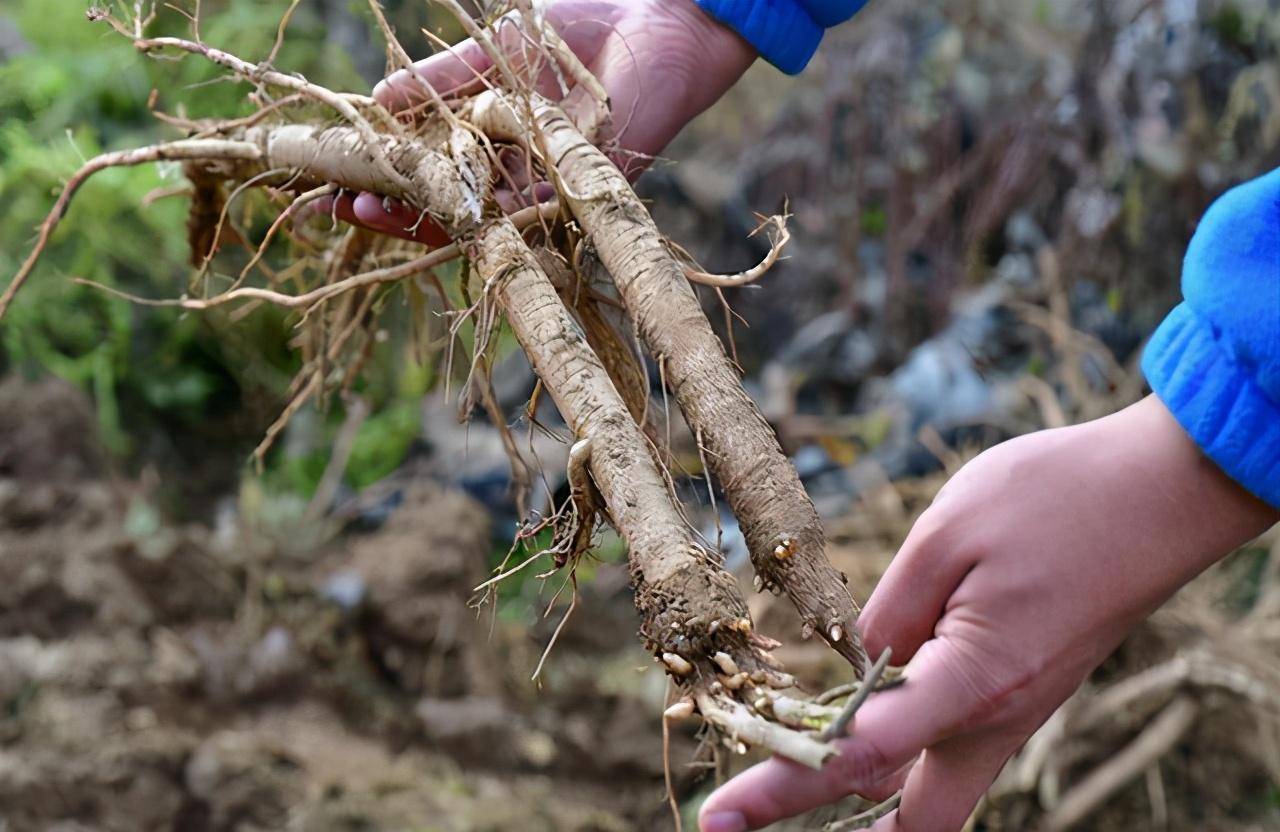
[768,673,796,690]
[713,652,741,677]
[662,653,694,676]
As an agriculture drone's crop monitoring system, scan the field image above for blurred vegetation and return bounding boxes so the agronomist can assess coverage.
[0,0,457,513]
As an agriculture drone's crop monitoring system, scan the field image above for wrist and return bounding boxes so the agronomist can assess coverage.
[1097,396,1278,584]
[601,0,754,161]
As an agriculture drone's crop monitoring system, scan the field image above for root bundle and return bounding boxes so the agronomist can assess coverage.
[3,1,878,772]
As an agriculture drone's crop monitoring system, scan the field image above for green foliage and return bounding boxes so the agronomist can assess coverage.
[347,400,423,489]
[860,203,887,237]
[0,1,440,498]
[491,527,628,626]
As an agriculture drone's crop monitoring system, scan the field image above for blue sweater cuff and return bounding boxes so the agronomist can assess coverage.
[696,0,867,75]
[1143,302,1280,509]
[799,0,869,27]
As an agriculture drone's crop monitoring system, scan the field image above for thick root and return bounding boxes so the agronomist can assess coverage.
[465,215,752,657]
[4,12,867,766]
[472,91,869,671]
[535,249,651,426]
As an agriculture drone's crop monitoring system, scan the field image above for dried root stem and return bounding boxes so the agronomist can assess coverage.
[681,212,792,288]
[470,89,868,671]
[4,3,879,769]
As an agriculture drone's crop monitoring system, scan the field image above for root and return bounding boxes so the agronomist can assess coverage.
[681,213,792,288]
[531,575,579,682]
[825,794,902,831]
[7,4,875,768]
[472,90,868,671]
[236,182,339,284]
[694,692,836,770]
[822,647,892,741]
[465,215,843,764]
[1,139,261,320]
[465,215,751,651]
[133,35,410,191]
[536,247,650,425]
[557,436,599,569]
[72,202,559,313]
[1042,696,1199,832]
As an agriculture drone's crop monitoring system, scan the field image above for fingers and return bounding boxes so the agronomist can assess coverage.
[698,755,912,832]
[858,504,975,664]
[374,37,491,113]
[870,731,1021,832]
[321,192,451,246]
[374,3,617,116]
[698,637,996,831]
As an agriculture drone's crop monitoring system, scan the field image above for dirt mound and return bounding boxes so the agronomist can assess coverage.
[0,376,103,483]
[0,377,679,831]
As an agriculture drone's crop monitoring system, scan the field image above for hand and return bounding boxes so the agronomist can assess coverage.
[333,0,756,244]
[700,395,1279,832]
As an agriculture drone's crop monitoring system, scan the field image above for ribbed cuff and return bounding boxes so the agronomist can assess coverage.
[1143,302,1280,509]
[696,0,824,75]
[800,0,869,27]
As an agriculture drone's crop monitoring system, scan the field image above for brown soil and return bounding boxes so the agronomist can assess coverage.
[0,377,695,832]
[4,377,1276,832]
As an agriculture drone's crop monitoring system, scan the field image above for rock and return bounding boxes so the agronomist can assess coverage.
[319,568,365,610]
[0,378,103,484]
[348,484,499,697]
[185,729,303,830]
[416,695,516,760]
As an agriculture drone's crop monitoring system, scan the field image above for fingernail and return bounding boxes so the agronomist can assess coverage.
[701,811,747,832]
[352,194,392,229]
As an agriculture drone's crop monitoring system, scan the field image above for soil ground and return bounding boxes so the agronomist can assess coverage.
[2,379,1277,832]
[0,377,695,832]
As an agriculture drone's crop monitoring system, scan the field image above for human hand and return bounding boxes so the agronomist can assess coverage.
[700,395,1280,832]
[333,0,756,244]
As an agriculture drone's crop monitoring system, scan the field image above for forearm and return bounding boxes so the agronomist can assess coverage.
[1093,397,1279,613]
[1140,169,1280,513]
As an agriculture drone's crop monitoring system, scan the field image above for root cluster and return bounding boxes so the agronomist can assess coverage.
[4,1,874,771]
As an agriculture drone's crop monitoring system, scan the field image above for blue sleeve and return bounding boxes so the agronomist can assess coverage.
[1141,168,1280,509]
[696,0,870,75]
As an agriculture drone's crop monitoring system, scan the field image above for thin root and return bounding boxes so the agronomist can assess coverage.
[1,139,261,321]
[681,213,791,288]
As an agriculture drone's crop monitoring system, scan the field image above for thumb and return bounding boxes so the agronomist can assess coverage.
[871,730,1022,832]
[374,36,492,114]
[698,636,999,831]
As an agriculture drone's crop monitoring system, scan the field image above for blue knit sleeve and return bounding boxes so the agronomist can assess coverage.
[798,0,869,27]
[1141,168,1280,509]
[696,0,869,75]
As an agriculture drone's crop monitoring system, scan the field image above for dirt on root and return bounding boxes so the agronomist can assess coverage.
[0,377,695,832]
